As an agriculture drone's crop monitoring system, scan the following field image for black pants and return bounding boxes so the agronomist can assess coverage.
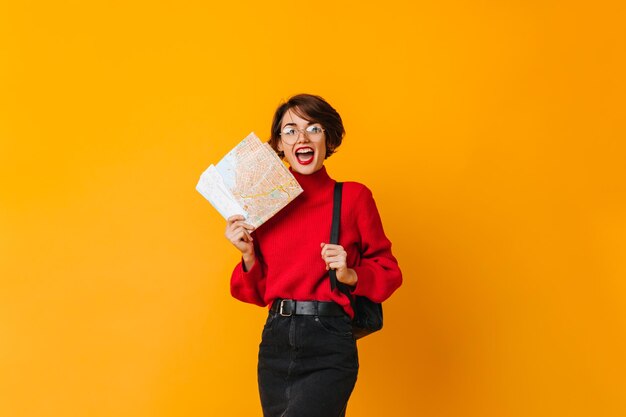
[258,310,359,417]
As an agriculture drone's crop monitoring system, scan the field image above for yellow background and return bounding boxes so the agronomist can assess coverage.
[1,1,625,416]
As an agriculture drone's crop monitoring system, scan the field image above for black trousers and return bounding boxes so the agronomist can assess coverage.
[258,310,359,417]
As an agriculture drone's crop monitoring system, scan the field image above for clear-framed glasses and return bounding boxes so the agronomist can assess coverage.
[280,124,325,145]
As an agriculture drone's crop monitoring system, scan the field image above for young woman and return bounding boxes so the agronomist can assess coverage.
[225,94,402,417]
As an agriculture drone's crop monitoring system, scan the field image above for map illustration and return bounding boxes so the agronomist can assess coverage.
[196,132,303,228]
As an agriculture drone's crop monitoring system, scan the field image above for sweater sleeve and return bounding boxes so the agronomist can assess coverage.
[351,186,403,303]
[230,242,268,307]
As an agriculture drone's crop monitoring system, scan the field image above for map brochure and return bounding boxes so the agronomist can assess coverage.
[196,132,303,228]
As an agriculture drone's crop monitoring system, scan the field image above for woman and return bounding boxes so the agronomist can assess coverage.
[225,94,402,417]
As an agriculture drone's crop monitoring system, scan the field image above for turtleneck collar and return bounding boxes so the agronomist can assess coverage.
[290,165,334,193]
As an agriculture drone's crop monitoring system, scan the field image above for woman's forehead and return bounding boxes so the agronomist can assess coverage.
[281,107,316,126]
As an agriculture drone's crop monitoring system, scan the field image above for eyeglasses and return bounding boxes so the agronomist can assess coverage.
[280,124,325,145]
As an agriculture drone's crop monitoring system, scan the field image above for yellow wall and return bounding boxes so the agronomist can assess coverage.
[1,1,625,416]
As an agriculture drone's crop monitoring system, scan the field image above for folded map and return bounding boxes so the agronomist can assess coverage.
[196,132,303,228]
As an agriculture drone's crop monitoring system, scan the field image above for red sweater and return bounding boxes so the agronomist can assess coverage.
[230,166,402,317]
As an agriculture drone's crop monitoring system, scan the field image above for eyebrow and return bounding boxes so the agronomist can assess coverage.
[281,121,318,128]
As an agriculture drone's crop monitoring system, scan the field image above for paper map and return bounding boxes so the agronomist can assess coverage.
[196,132,303,228]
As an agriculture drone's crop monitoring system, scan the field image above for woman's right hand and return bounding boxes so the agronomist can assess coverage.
[225,215,256,256]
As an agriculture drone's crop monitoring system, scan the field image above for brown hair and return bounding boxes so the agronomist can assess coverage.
[268,94,345,159]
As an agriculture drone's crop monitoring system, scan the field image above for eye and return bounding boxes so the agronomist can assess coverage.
[307,125,323,134]
[282,127,296,136]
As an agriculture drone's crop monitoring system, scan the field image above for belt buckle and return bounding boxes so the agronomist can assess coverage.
[279,300,292,317]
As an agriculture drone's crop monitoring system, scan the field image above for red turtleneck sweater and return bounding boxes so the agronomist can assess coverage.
[230,166,402,317]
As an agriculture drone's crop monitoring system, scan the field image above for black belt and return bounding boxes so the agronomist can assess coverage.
[270,299,345,317]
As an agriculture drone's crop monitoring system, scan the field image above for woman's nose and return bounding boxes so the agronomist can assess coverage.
[295,130,310,142]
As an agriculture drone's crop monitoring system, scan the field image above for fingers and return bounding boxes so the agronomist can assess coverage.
[232,228,253,243]
[325,256,346,266]
[320,243,347,270]
[320,243,345,258]
[225,227,247,242]
[327,260,346,270]
[227,215,255,230]
[225,216,255,245]
[226,217,255,234]
[241,228,253,243]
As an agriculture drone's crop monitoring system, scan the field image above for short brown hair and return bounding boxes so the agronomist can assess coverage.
[268,94,345,159]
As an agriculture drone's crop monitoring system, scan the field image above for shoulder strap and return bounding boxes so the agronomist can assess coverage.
[329,182,343,290]
[329,182,357,310]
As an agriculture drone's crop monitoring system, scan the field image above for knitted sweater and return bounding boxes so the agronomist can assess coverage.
[230,166,402,317]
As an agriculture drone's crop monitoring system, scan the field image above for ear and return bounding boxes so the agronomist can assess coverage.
[277,140,283,153]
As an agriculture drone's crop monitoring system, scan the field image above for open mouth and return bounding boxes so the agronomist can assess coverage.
[295,147,315,165]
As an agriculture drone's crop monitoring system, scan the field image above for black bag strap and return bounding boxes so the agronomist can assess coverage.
[329,183,357,308]
[329,182,343,290]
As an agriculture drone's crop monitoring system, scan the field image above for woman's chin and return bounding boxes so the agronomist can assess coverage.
[291,162,323,175]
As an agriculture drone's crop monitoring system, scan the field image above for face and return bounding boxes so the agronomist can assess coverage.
[277,109,327,175]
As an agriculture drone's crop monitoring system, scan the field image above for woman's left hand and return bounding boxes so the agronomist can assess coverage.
[320,243,358,287]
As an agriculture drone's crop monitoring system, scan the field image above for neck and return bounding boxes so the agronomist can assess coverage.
[290,165,333,193]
